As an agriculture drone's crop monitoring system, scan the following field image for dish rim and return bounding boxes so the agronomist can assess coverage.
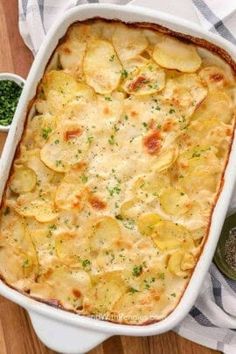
[0,3,236,336]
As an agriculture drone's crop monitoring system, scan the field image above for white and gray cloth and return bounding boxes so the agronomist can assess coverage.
[18,0,236,353]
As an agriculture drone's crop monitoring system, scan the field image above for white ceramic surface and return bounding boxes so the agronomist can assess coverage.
[0,4,236,353]
[0,73,25,132]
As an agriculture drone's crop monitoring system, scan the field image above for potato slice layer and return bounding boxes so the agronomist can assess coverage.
[89,217,121,251]
[137,213,162,236]
[84,39,122,94]
[10,167,37,194]
[160,187,190,216]
[152,221,194,251]
[123,62,165,95]
[153,36,201,72]
[112,24,148,63]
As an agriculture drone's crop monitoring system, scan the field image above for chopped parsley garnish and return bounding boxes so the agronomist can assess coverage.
[115,214,123,220]
[132,265,143,277]
[129,287,139,294]
[105,96,112,101]
[0,80,23,126]
[121,69,128,79]
[109,54,115,62]
[171,293,176,297]
[22,259,29,268]
[122,219,135,230]
[158,272,165,280]
[192,151,201,158]
[42,127,52,140]
[49,224,57,230]
[108,135,115,145]
[107,184,121,196]
[142,122,148,130]
[169,108,175,114]
[54,139,59,144]
[81,174,88,183]
[55,160,62,167]
[88,136,94,144]
[82,259,91,269]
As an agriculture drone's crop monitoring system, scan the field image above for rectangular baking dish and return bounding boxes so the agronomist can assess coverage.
[0,4,236,353]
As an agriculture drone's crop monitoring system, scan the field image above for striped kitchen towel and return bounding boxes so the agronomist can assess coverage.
[192,0,236,45]
[18,1,236,353]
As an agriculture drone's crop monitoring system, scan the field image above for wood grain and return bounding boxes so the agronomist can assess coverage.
[0,0,219,353]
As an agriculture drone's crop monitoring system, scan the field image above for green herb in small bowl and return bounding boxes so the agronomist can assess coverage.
[0,73,25,132]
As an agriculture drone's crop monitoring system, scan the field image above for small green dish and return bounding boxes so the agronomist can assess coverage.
[214,212,236,280]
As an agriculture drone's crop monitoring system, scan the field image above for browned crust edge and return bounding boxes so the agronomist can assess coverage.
[0,17,235,326]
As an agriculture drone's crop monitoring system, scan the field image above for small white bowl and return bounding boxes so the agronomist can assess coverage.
[0,73,25,132]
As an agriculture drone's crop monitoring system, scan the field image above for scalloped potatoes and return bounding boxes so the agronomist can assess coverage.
[0,19,235,325]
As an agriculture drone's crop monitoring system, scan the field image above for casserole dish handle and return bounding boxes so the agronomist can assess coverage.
[29,311,110,354]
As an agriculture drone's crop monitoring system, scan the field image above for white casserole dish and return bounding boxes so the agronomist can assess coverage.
[0,4,236,353]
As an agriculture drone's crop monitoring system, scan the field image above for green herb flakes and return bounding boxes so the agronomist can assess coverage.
[0,80,23,126]
[42,127,52,140]
[132,265,143,277]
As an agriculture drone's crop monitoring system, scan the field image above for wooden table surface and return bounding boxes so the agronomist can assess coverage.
[0,1,220,353]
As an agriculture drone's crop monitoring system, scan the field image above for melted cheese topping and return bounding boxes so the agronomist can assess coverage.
[0,20,235,325]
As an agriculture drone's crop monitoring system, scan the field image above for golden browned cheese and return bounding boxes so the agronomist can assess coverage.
[0,19,235,325]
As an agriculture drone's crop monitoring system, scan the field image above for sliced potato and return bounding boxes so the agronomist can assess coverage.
[112,24,148,63]
[137,213,162,236]
[55,182,86,211]
[41,71,94,114]
[162,74,207,118]
[180,168,219,194]
[120,198,142,219]
[199,66,232,90]
[123,61,165,95]
[0,210,25,247]
[97,91,124,121]
[122,56,148,75]
[177,146,219,174]
[160,187,190,216]
[58,38,86,74]
[168,251,189,277]
[29,226,58,265]
[55,232,78,260]
[57,25,88,75]
[192,90,233,124]
[112,287,168,324]
[83,39,122,94]
[0,212,38,276]
[14,193,57,223]
[89,216,121,251]
[26,152,57,186]
[0,246,38,283]
[181,252,195,271]
[152,146,178,173]
[40,121,88,172]
[152,36,201,72]
[133,173,170,199]
[42,70,80,96]
[10,167,37,194]
[42,266,91,310]
[187,117,221,141]
[152,221,194,251]
[83,271,127,315]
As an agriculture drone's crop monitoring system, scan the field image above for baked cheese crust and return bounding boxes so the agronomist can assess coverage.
[0,19,235,325]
